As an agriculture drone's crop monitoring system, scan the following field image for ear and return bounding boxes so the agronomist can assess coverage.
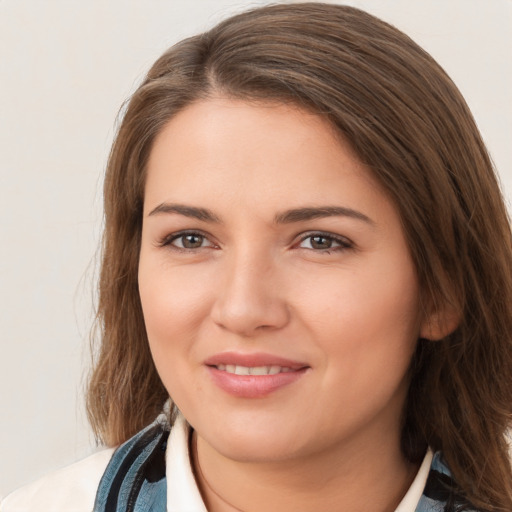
[419,303,460,341]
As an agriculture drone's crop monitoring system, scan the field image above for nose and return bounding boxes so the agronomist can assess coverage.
[210,251,290,337]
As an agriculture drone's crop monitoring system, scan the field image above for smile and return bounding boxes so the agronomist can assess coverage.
[205,353,309,398]
[214,364,295,375]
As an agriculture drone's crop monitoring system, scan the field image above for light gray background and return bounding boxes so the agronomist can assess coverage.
[1,0,511,496]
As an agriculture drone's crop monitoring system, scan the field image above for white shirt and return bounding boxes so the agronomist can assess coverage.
[1,415,432,511]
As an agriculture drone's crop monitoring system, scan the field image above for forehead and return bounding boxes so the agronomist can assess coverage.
[144,97,391,221]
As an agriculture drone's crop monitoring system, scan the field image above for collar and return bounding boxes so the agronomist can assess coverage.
[166,414,207,511]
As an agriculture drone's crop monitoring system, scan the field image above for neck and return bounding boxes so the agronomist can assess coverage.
[191,427,419,512]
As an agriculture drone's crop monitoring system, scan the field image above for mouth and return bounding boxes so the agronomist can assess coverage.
[212,364,297,375]
[204,352,310,398]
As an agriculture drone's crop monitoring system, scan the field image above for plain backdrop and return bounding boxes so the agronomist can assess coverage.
[1,0,511,496]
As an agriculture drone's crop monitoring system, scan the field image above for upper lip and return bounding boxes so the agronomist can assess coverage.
[204,352,309,370]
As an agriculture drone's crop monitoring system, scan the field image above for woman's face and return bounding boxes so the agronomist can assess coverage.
[139,98,426,464]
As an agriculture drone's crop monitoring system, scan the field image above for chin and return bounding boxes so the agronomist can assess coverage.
[190,408,319,464]
[208,430,307,463]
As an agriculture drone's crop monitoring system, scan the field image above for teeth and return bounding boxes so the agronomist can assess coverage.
[215,364,293,375]
[234,365,250,375]
[249,366,268,375]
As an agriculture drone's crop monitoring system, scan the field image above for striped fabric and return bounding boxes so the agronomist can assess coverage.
[416,453,479,511]
[93,416,480,512]
[93,417,169,512]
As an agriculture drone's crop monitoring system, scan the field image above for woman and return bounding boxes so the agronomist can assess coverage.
[2,3,511,511]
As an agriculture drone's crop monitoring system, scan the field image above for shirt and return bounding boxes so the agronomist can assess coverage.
[0,414,440,512]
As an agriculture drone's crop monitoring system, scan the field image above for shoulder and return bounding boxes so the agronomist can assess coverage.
[0,448,115,512]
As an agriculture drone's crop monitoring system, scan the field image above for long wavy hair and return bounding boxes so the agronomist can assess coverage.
[87,3,512,510]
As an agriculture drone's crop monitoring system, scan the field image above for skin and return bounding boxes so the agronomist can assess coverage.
[138,98,436,512]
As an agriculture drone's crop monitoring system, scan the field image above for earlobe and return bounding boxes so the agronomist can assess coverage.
[419,305,460,341]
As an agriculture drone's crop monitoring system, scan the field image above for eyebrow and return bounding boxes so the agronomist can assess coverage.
[148,202,374,226]
[148,203,221,222]
[273,206,374,225]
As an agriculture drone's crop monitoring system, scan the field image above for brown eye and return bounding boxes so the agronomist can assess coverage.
[179,234,203,248]
[170,233,211,249]
[298,233,352,252]
[309,235,333,250]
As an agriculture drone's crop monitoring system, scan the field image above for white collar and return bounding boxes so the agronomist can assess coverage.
[166,414,432,512]
[166,414,207,511]
[395,449,433,511]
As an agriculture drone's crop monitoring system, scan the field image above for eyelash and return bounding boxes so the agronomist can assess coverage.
[157,230,216,251]
[296,231,353,253]
[157,230,353,254]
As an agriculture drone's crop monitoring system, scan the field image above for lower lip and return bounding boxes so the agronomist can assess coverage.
[207,366,308,398]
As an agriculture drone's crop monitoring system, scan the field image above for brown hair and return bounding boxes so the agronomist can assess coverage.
[87,3,512,510]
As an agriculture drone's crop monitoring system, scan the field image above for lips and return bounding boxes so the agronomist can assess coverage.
[204,352,308,369]
[204,352,310,398]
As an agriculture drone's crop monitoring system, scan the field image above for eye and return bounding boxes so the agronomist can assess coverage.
[160,231,215,250]
[298,232,352,252]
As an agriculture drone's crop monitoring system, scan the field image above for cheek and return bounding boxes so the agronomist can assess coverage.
[294,266,420,435]
[138,258,215,371]
[138,263,216,411]
[297,257,421,378]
